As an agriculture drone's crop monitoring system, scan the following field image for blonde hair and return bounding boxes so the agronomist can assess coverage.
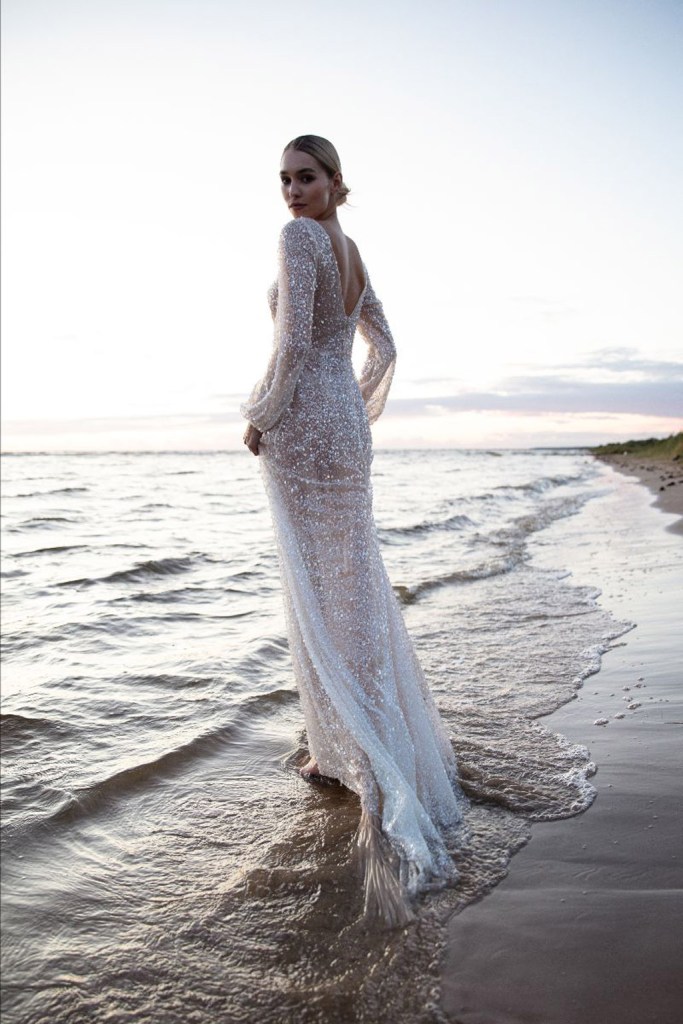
[283,135,351,206]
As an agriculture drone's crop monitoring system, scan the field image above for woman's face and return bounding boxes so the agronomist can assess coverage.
[280,148,341,221]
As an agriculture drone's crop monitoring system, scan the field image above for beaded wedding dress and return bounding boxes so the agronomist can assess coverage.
[242,217,465,925]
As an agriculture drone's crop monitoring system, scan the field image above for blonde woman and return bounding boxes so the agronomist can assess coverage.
[242,135,465,925]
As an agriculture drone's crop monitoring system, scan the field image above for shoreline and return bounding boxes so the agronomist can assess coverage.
[594,453,683,532]
[440,458,683,1024]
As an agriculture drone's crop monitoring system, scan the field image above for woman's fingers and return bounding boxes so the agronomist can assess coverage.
[243,425,262,456]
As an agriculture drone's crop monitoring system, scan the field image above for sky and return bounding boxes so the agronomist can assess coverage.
[2,0,682,451]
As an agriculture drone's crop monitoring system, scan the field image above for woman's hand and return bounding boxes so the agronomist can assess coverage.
[243,424,263,456]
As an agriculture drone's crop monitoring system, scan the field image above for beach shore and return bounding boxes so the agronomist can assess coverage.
[440,458,683,1024]
[595,454,683,532]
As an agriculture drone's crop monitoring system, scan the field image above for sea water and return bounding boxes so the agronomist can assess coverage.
[1,448,630,1023]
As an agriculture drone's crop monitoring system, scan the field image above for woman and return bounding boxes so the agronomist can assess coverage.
[242,136,465,926]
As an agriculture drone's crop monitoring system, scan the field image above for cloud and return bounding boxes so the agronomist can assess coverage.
[582,347,683,379]
[395,349,683,418]
[386,383,680,418]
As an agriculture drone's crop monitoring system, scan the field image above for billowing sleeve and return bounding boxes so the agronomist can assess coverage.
[356,276,397,424]
[241,219,318,432]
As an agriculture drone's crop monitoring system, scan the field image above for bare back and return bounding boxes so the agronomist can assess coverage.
[321,225,366,318]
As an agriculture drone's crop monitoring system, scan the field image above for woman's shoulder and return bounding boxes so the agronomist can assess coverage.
[279,217,327,246]
[278,218,328,269]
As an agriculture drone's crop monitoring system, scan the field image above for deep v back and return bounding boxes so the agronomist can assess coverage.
[318,226,367,318]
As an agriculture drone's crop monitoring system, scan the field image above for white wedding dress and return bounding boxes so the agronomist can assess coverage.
[242,217,465,924]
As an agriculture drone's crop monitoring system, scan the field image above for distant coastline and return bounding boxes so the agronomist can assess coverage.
[590,432,682,459]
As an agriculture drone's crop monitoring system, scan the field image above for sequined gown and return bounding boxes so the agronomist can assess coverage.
[242,217,464,924]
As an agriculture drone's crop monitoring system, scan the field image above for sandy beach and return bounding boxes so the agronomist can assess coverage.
[440,456,683,1024]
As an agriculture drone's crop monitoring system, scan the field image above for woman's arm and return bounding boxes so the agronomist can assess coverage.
[356,278,397,424]
[241,219,318,446]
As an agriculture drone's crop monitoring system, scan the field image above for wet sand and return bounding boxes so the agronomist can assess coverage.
[595,455,683,532]
[440,459,683,1024]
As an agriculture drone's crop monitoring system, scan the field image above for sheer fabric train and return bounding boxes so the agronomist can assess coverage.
[242,217,465,924]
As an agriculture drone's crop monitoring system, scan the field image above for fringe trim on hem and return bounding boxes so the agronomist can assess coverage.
[355,810,415,928]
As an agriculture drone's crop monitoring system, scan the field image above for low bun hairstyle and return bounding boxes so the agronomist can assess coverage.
[283,135,351,206]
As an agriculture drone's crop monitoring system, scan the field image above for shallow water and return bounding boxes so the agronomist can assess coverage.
[1,449,630,1023]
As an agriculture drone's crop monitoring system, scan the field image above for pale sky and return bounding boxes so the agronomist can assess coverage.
[2,0,682,451]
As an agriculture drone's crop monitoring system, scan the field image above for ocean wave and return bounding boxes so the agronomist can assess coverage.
[457,472,593,511]
[511,492,590,535]
[491,471,591,498]
[116,586,217,604]
[8,516,77,531]
[235,635,290,674]
[107,672,211,689]
[12,544,87,558]
[3,728,246,840]
[3,608,237,652]
[243,686,298,711]
[57,554,208,588]
[101,555,209,584]
[9,486,89,498]
[472,493,591,552]
[45,485,88,494]
[46,690,296,827]
[379,512,474,540]
[453,712,598,821]
[395,492,591,603]
[394,556,522,603]
[0,712,74,745]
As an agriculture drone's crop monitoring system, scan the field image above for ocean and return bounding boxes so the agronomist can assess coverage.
[1,448,631,1024]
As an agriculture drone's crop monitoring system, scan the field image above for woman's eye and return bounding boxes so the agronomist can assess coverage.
[280,177,290,185]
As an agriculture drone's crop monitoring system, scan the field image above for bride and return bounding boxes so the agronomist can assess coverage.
[242,135,465,925]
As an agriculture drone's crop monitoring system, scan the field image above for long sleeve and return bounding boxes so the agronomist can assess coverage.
[356,278,397,424]
[241,220,318,433]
